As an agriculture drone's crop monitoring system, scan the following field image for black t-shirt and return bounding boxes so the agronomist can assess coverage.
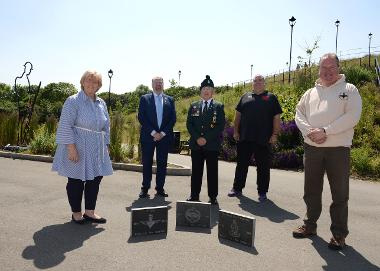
[236,91,282,145]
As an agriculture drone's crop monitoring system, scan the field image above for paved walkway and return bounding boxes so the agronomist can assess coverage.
[0,156,379,271]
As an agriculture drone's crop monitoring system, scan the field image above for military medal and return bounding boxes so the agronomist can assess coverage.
[211,110,217,128]
[191,105,200,116]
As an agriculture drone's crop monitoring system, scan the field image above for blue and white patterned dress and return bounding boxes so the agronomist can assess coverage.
[52,90,113,181]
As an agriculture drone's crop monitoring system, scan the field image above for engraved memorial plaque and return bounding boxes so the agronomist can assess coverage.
[176,201,211,228]
[218,209,256,247]
[131,206,168,237]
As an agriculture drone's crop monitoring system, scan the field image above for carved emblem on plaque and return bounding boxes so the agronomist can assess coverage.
[185,207,201,223]
[140,214,160,229]
[229,219,240,238]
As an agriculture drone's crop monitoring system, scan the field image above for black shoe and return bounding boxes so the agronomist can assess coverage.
[71,214,86,224]
[139,189,149,198]
[209,198,218,205]
[156,189,168,197]
[186,196,200,202]
[83,214,107,224]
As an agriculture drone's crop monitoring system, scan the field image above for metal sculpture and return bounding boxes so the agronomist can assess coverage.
[13,62,41,145]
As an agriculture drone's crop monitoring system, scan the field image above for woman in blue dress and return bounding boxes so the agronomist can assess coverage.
[52,70,113,224]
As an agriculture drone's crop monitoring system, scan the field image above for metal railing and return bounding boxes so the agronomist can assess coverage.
[227,46,380,88]
[375,57,380,86]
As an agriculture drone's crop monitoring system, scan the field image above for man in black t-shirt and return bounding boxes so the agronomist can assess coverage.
[228,74,282,202]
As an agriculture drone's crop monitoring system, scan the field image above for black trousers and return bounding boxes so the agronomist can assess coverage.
[233,141,272,194]
[190,149,218,199]
[66,176,103,212]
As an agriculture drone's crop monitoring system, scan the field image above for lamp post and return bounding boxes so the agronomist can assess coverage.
[335,19,340,54]
[108,69,113,110]
[288,16,296,83]
[250,64,253,81]
[368,33,373,67]
[178,70,181,86]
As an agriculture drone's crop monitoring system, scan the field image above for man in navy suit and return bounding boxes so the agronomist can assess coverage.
[137,77,176,198]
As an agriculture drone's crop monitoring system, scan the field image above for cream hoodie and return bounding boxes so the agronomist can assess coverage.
[295,74,362,147]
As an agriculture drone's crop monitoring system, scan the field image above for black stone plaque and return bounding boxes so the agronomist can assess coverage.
[218,209,256,247]
[131,206,168,237]
[176,201,211,228]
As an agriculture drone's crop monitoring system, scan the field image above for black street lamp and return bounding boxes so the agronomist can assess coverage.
[288,16,296,83]
[178,70,181,86]
[335,19,340,54]
[108,69,113,110]
[250,64,253,81]
[368,33,373,67]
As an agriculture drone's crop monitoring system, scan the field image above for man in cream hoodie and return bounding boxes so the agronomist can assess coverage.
[293,53,362,250]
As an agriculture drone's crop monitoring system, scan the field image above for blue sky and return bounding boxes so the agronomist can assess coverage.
[1,0,379,94]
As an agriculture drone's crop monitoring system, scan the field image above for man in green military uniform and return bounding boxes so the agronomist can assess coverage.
[186,75,226,204]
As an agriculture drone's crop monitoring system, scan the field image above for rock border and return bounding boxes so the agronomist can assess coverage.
[0,151,191,176]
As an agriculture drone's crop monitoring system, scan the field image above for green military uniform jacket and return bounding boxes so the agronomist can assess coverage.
[186,99,226,151]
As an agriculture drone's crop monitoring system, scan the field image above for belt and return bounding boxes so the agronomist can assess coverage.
[74,126,106,162]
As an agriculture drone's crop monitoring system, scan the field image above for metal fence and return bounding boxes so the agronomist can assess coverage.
[227,46,380,88]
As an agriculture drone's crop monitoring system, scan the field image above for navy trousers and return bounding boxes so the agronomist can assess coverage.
[141,139,170,191]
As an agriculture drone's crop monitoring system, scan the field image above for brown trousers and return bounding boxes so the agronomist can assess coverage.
[303,143,350,238]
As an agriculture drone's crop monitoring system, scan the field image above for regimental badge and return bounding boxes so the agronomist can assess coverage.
[140,214,160,229]
[185,207,201,224]
[339,92,348,100]
[229,219,241,238]
[191,105,200,116]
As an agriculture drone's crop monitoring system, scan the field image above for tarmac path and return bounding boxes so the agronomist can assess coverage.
[0,155,379,271]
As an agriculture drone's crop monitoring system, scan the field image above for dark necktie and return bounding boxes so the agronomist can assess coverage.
[202,101,208,114]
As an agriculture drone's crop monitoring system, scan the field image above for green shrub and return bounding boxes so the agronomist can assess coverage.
[342,65,375,86]
[372,127,380,152]
[369,156,380,177]
[0,113,18,146]
[352,83,378,148]
[294,68,316,95]
[45,115,58,135]
[272,84,300,122]
[30,125,56,155]
[109,111,126,162]
[351,147,373,176]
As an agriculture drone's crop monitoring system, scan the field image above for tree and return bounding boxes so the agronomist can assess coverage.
[36,82,77,121]
[0,83,16,113]
[39,82,77,102]
[304,36,320,67]
[168,79,177,88]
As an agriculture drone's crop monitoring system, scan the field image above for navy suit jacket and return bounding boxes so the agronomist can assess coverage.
[138,92,176,143]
